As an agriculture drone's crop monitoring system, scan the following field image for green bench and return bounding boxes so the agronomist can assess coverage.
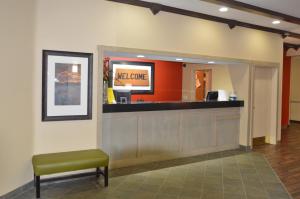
[32,149,109,198]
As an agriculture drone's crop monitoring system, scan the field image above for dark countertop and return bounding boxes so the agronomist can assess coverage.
[103,100,244,113]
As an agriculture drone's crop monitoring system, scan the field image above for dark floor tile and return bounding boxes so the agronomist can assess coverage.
[115,181,141,192]
[246,195,268,199]
[223,172,242,181]
[155,193,179,199]
[143,176,165,185]
[202,176,222,185]
[202,184,222,193]
[180,187,202,198]
[129,190,156,199]
[201,191,223,199]
[223,193,246,199]
[241,173,261,182]
[239,168,257,174]
[244,185,268,198]
[260,174,280,183]
[223,178,242,185]
[267,191,291,199]
[159,184,182,195]
[105,190,133,199]
[179,196,200,199]
[184,178,203,188]
[263,182,287,193]
[224,183,244,195]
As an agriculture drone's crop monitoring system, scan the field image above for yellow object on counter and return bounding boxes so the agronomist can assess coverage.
[107,88,116,104]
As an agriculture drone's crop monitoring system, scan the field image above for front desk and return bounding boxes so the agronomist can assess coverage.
[102,101,244,168]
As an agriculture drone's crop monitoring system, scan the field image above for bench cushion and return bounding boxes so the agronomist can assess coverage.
[32,149,109,176]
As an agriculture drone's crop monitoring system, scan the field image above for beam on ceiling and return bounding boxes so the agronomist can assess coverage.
[200,0,300,25]
[107,0,300,39]
[284,42,300,51]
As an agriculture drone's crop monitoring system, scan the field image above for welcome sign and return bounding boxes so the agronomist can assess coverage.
[114,68,150,87]
[111,61,154,94]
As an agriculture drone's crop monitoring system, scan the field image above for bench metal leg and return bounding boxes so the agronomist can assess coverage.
[96,167,100,178]
[35,175,40,198]
[104,166,108,187]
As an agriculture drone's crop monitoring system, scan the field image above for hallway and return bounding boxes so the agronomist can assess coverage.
[254,123,300,199]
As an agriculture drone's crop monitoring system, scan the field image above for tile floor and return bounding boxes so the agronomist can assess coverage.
[13,151,291,199]
[254,123,300,199]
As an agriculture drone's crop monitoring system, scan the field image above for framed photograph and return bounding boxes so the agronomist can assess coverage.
[110,61,155,94]
[42,50,93,121]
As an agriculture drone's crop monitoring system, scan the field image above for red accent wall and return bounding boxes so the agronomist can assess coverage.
[282,50,291,127]
[110,57,183,102]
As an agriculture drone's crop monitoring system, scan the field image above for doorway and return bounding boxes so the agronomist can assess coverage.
[195,70,212,101]
[252,66,278,145]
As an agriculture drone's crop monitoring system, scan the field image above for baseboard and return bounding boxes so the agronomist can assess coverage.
[253,136,268,147]
[239,145,252,152]
[109,145,240,169]
[290,120,300,124]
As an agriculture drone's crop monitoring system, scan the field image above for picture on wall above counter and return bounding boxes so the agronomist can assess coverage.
[42,50,93,121]
[110,61,154,94]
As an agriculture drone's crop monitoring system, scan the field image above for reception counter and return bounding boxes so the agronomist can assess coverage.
[103,100,244,113]
[102,101,244,168]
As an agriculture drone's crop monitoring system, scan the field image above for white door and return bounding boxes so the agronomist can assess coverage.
[253,67,274,140]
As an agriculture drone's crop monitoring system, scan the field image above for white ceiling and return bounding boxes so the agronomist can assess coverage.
[236,0,300,18]
[142,0,300,44]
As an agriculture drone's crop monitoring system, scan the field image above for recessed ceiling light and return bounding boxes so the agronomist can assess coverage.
[272,20,281,25]
[176,58,183,61]
[137,55,145,58]
[219,7,228,12]
[208,61,215,64]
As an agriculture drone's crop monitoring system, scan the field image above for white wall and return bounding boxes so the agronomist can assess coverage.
[290,56,300,121]
[253,67,273,138]
[1,0,284,195]
[182,64,234,101]
[182,63,250,146]
[0,0,35,195]
[228,64,250,146]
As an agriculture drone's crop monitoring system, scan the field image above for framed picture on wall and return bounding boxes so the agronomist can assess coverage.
[110,61,155,94]
[42,50,93,121]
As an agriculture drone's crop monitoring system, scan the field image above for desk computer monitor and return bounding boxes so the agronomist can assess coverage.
[206,91,218,101]
[114,90,131,104]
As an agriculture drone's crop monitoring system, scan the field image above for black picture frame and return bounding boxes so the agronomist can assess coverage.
[42,50,93,121]
[110,61,155,94]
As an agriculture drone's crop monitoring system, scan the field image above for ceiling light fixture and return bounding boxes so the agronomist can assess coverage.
[208,61,215,64]
[272,20,281,25]
[176,58,183,61]
[137,55,145,58]
[219,7,228,12]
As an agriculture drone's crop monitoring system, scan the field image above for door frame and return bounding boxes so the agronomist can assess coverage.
[249,64,280,146]
[193,69,212,101]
